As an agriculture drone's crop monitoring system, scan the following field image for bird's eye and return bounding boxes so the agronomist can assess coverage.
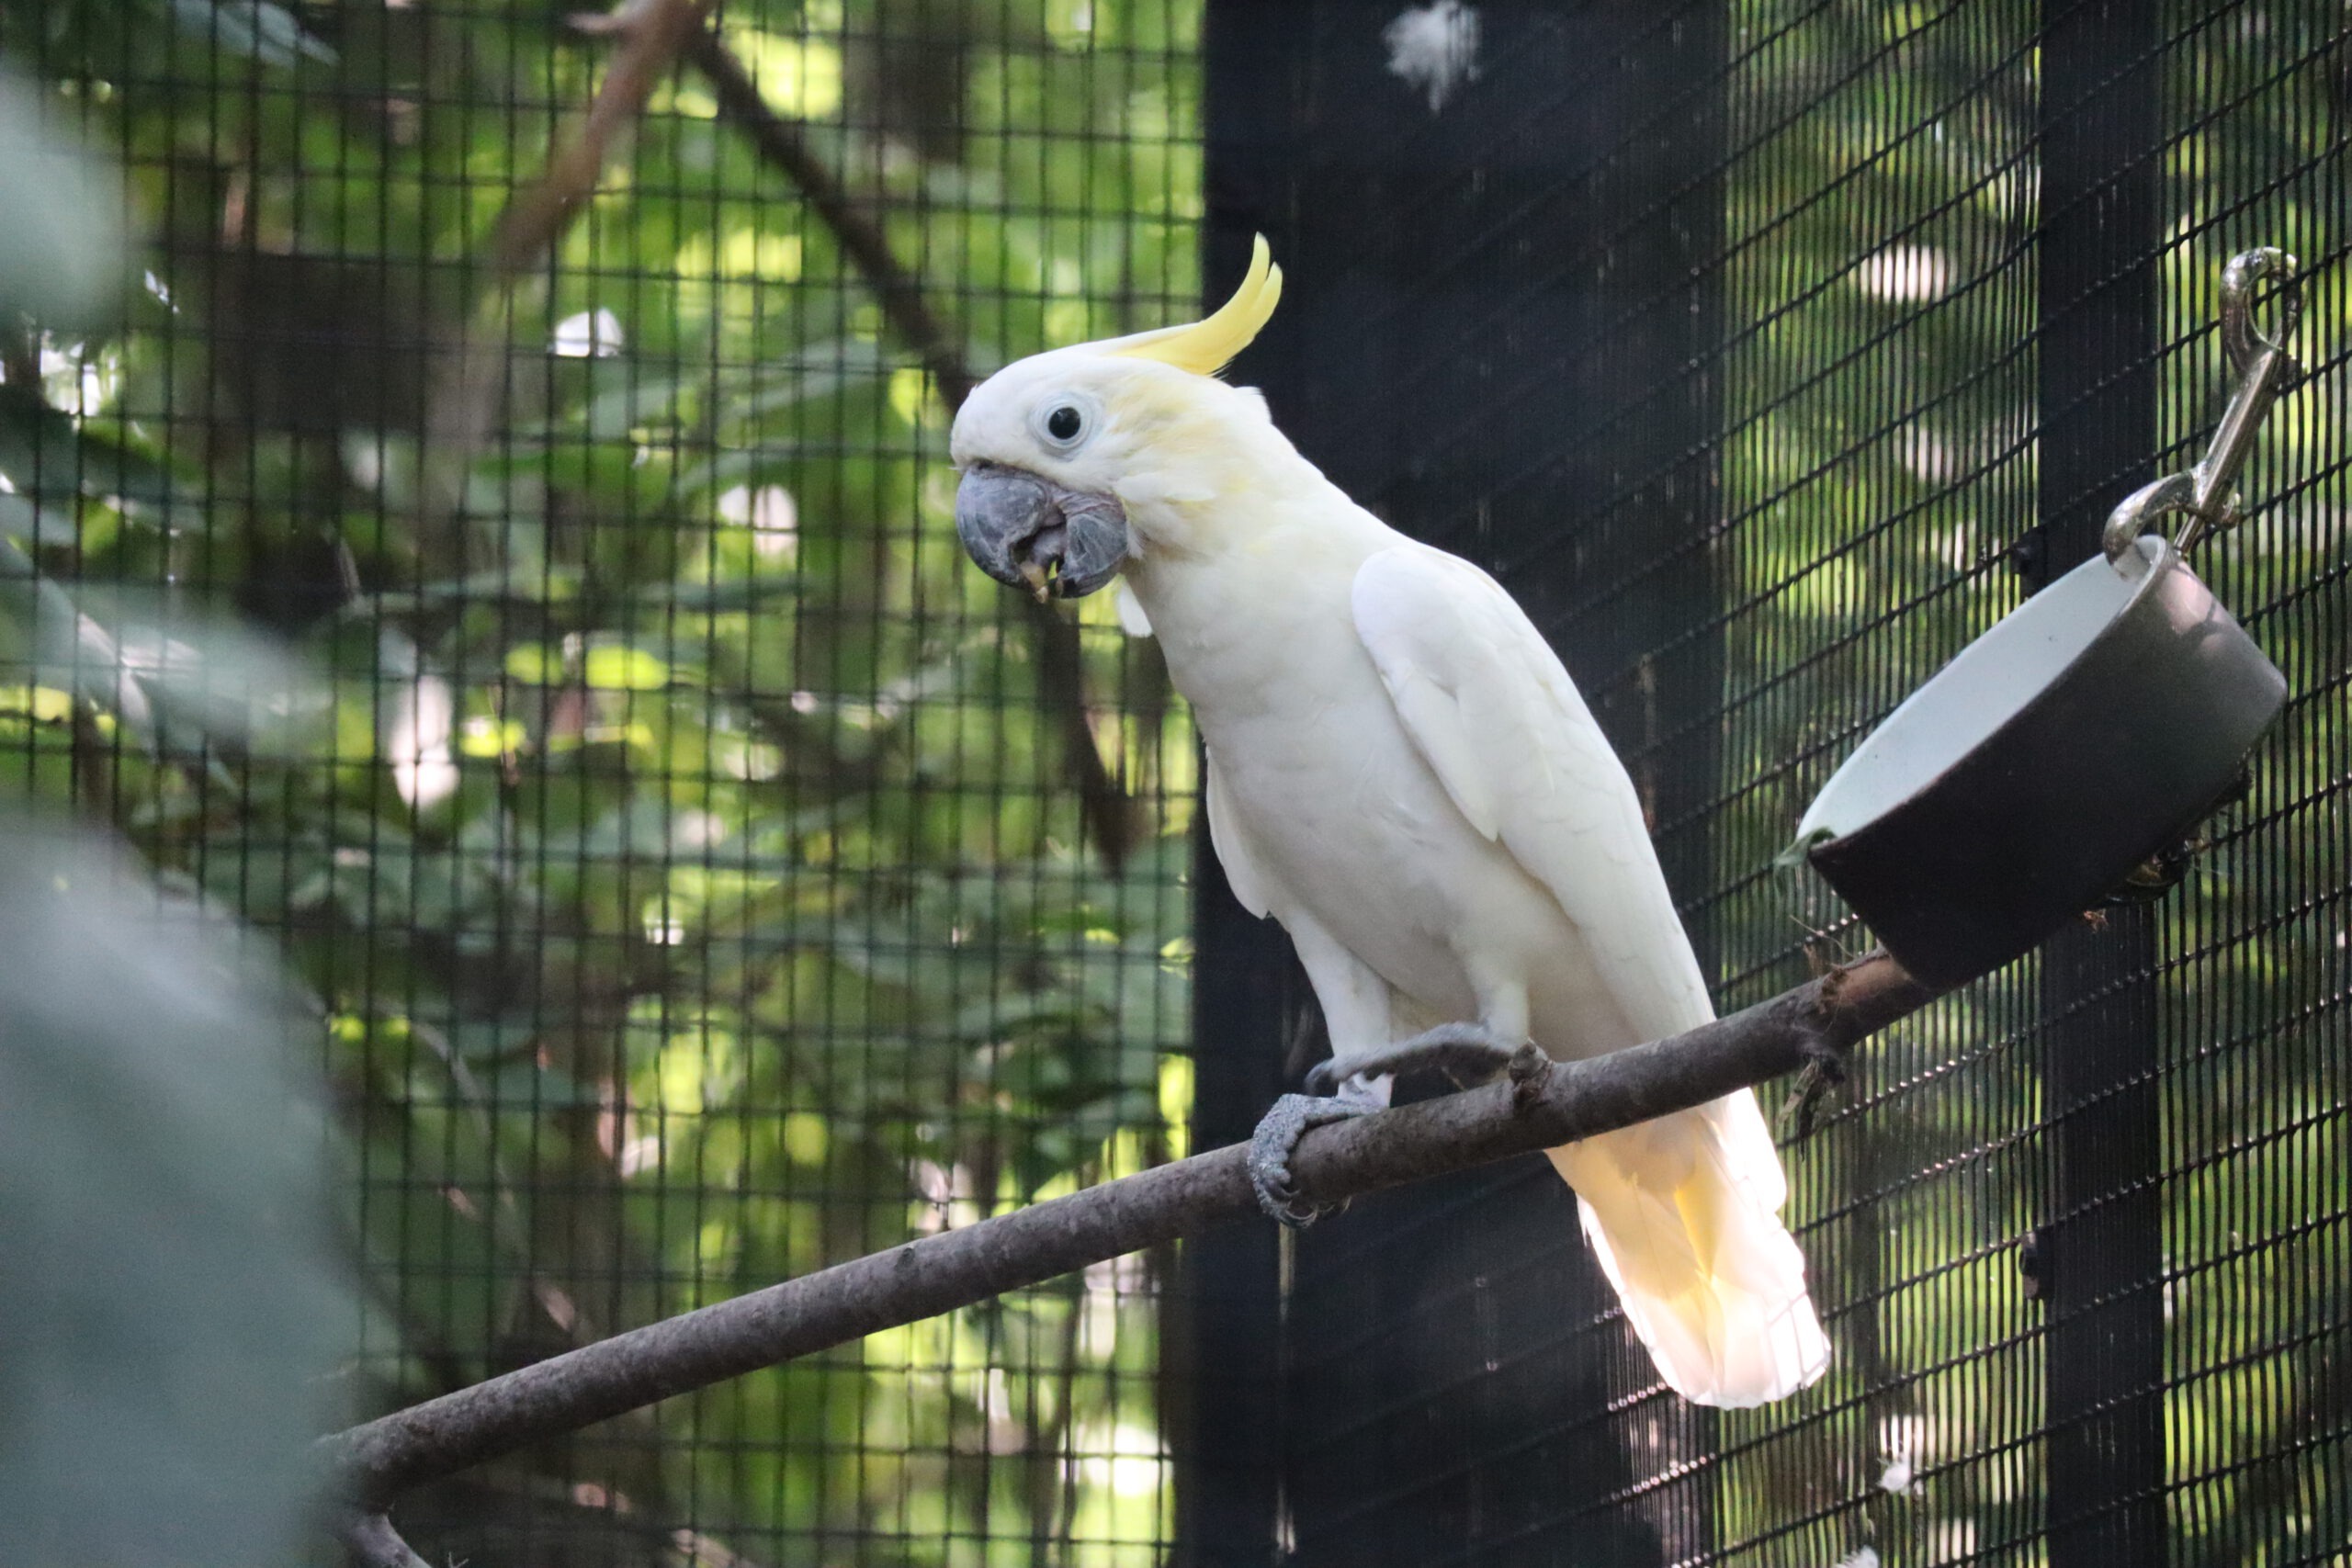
[1045,404,1083,443]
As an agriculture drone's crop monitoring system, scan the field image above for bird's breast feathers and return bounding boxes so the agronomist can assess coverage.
[1170,536,1714,1049]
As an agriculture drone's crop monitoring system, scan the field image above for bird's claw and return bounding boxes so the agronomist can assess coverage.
[1304,1021,1527,1094]
[1248,1092,1373,1227]
[1506,1039,1552,1111]
[1261,1024,1545,1225]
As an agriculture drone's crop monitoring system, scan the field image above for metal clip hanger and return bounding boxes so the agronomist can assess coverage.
[2102,247,2305,563]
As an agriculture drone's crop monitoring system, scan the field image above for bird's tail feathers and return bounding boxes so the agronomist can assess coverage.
[1545,1090,1830,1408]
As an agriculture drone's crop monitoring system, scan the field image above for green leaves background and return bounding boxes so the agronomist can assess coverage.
[0,2,1198,1562]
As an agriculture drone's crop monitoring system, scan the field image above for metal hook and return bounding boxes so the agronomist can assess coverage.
[2219,246,2304,386]
[2102,247,2304,562]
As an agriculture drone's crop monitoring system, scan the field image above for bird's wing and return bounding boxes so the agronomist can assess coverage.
[1203,747,1276,919]
[1351,541,1714,1039]
[1355,543,1824,1405]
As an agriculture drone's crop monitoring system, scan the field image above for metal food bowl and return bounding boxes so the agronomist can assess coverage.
[1794,536,2285,989]
[1792,247,2304,991]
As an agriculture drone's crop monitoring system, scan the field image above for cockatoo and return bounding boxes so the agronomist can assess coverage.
[949,239,1831,1406]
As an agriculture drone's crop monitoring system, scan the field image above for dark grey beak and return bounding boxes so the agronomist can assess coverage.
[955,463,1130,602]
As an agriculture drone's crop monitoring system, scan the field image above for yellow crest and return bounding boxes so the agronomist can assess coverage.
[1096,235,1282,377]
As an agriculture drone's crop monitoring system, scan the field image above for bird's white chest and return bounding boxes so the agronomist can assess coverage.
[1169,611,1574,1025]
[1228,708,1543,993]
[1129,547,1644,1056]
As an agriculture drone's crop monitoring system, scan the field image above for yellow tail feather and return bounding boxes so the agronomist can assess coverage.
[1545,1090,1830,1407]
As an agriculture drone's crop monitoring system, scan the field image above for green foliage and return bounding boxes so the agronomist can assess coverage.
[0,1,1199,1562]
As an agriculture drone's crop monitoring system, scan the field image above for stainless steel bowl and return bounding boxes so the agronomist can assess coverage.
[1795,536,2286,990]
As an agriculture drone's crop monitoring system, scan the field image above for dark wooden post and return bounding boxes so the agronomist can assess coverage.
[2031,0,2168,1556]
[1192,2,1729,1562]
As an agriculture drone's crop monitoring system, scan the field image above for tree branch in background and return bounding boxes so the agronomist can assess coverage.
[326,950,1938,1510]
[492,0,718,281]
[685,27,1141,868]
[684,28,972,408]
[423,0,716,565]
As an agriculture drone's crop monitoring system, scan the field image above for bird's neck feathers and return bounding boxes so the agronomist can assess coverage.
[1112,388,1386,568]
[1112,394,1394,669]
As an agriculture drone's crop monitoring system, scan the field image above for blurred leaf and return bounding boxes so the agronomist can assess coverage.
[582,643,673,692]
[168,0,334,68]
[0,809,346,1567]
[0,70,126,330]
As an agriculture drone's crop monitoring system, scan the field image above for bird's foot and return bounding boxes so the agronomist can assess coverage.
[1303,1021,1529,1096]
[1248,1091,1379,1228]
[1505,1038,1554,1111]
[1257,1024,1541,1227]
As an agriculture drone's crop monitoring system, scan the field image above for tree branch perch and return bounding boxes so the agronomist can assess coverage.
[335,1512,434,1568]
[325,950,1937,1511]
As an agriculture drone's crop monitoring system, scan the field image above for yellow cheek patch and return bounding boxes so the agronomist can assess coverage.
[1115,471,1217,508]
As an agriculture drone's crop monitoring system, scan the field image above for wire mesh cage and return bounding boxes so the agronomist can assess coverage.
[1197,0,2347,1562]
[1,0,2346,1565]
[1,2,1198,1564]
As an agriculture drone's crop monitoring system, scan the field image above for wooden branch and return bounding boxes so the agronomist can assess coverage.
[684,27,1140,867]
[336,1512,434,1568]
[495,0,718,285]
[324,950,1937,1509]
[684,28,969,407]
[422,0,714,569]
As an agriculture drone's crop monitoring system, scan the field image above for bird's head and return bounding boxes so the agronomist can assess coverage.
[949,237,1284,601]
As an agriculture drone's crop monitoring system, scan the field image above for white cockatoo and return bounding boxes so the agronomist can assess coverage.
[949,239,1830,1406]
